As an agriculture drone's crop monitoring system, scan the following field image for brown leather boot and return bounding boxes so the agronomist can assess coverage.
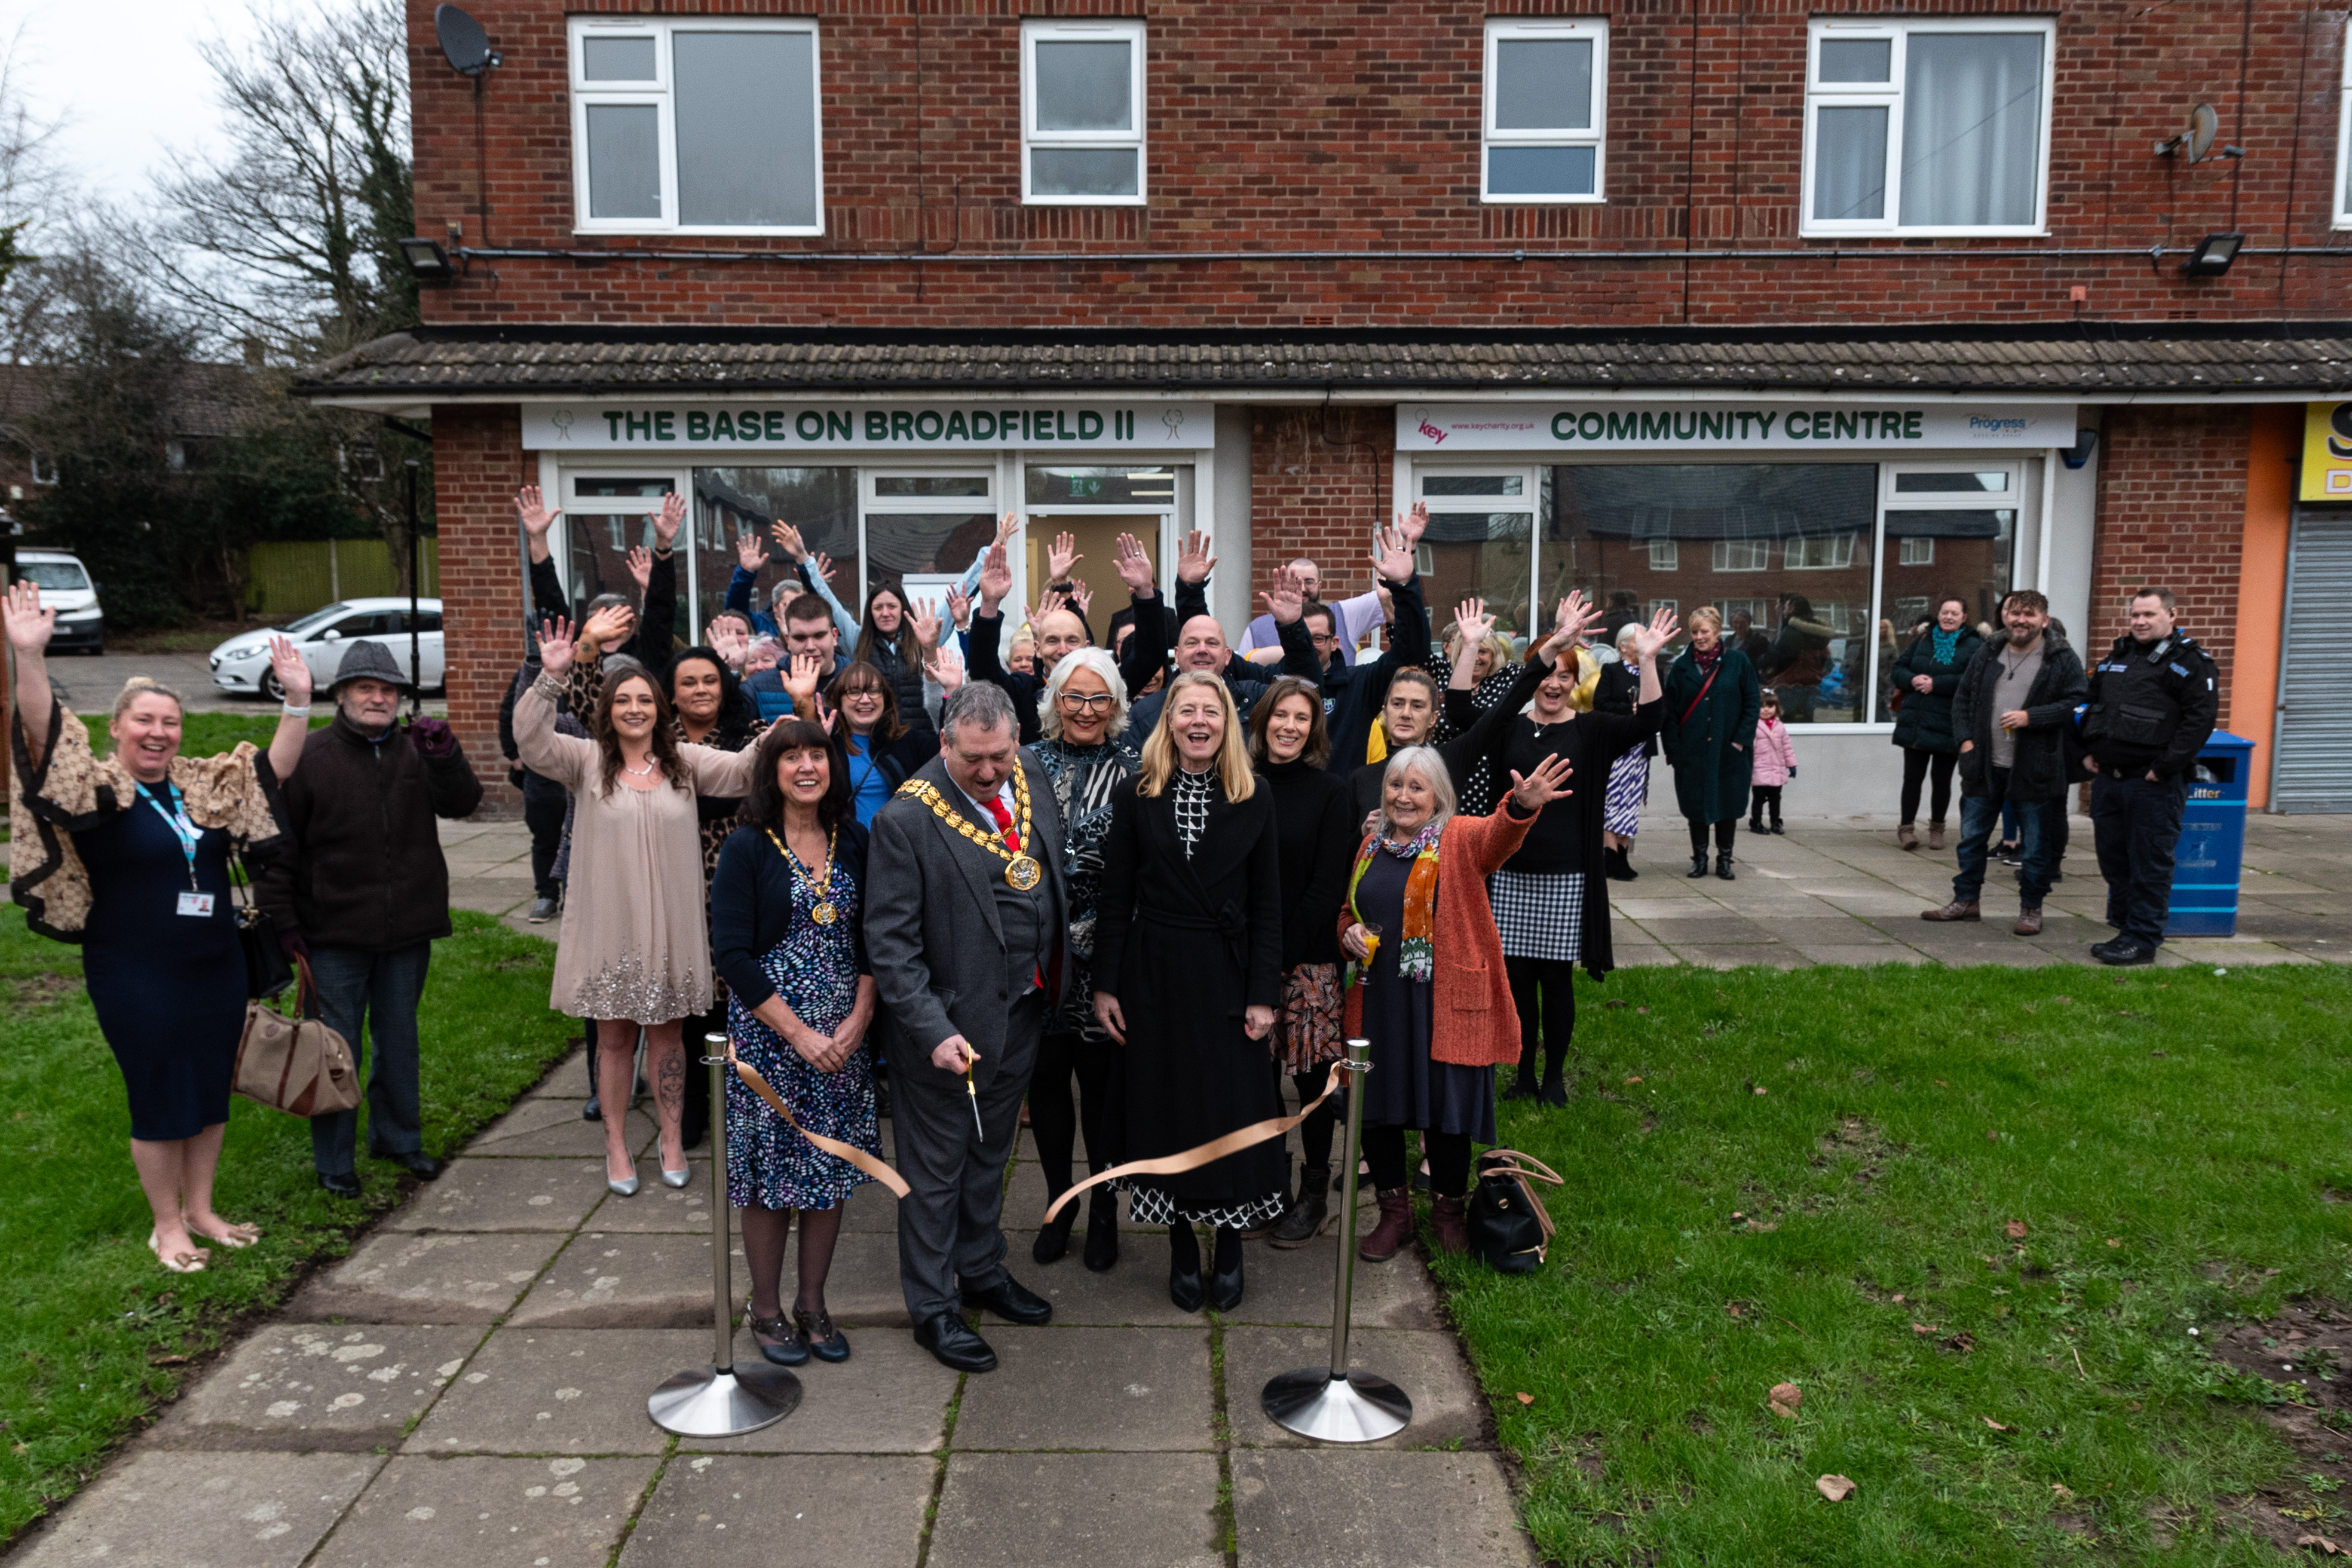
[1920,899,1980,922]
[1430,1193,1470,1256]
[1928,821,1947,851]
[1896,823,1919,850]
[2013,906,2044,936]
[1359,1188,1413,1261]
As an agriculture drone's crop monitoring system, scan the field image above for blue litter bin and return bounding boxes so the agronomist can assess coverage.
[2167,731,2255,937]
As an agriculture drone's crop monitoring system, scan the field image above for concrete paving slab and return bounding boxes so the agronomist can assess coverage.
[928,1451,1223,1568]
[1221,1327,1488,1452]
[1612,943,1681,966]
[1625,915,1779,945]
[1231,1448,1531,1568]
[1659,944,1809,970]
[384,1159,608,1233]
[578,1166,717,1233]
[528,1048,593,1099]
[469,1095,657,1159]
[798,1227,915,1326]
[289,1232,566,1325]
[991,1236,1226,1327]
[952,1325,1212,1452]
[617,1454,933,1568]
[10,1451,385,1568]
[1218,1233,1444,1330]
[508,1233,733,1329]
[404,1328,699,1455]
[1791,945,1934,967]
[687,1324,957,1454]
[313,1454,657,1568]
[150,1325,482,1451]
[1003,1160,1156,1233]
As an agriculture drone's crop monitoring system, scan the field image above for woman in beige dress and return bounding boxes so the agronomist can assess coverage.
[514,616,758,1195]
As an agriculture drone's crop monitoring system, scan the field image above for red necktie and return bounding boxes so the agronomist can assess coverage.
[984,794,1020,853]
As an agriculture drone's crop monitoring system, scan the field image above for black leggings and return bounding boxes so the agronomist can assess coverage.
[1364,1125,1472,1198]
[1505,957,1576,1084]
[1291,1068,1339,1172]
[1899,746,1958,826]
[1749,785,1783,827]
[1686,817,1738,858]
[1028,1030,1122,1202]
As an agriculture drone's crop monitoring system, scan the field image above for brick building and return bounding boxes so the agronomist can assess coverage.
[298,0,2352,814]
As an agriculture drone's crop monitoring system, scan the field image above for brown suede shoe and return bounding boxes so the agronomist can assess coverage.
[1896,823,1919,850]
[1359,1188,1413,1262]
[1928,822,1947,851]
[2013,907,2044,936]
[1920,899,1980,922]
[1429,1193,1470,1256]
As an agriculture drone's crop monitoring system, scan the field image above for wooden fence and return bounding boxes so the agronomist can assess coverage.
[244,538,442,620]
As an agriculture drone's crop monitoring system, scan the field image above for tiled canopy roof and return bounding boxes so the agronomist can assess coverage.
[295,323,2352,399]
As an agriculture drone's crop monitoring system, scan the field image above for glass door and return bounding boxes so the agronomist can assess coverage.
[560,472,683,641]
[1414,468,1540,643]
[1023,464,1179,642]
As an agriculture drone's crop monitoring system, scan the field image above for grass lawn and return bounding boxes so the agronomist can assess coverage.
[76,712,329,761]
[0,906,572,1544]
[1437,963,2352,1565]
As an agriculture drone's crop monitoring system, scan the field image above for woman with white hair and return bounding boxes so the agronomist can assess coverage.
[1094,672,1286,1312]
[1026,646,1141,1272]
[1339,742,1573,1261]
[1595,619,1662,880]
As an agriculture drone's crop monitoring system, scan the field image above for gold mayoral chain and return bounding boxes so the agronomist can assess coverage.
[896,768,1044,890]
[766,825,840,925]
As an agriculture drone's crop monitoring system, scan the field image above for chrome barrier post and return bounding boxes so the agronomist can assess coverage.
[1261,1035,1411,1442]
[647,1035,800,1437]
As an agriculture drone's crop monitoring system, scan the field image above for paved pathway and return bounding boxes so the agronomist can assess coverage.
[22,1053,1508,1568]
[447,810,2352,967]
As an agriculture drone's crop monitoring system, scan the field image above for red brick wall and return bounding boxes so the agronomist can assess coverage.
[433,404,532,808]
[409,0,2352,329]
[2088,406,2250,727]
[1250,408,1396,604]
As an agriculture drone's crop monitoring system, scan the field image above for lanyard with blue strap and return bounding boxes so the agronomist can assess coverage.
[136,779,203,894]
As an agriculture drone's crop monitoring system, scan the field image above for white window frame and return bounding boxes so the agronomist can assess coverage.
[1647,538,1679,571]
[1712,538,1770,572]
[1800,17,2054,239]
[1021,19,1148,207]
[1898,535,1937,566]
[1480,19,1609,204]
[2335,22,2352,228]
[1786,532,1858,572]
[568,16,825,237]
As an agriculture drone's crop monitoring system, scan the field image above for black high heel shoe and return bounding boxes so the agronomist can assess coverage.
[795,1305,850,1364]
[1206,1228,1245,1312]
[1083,1192,1120,1273]
[1168,1224,1205,1312]
[746,1308,808,1367]
[1033,1201,1078,1265]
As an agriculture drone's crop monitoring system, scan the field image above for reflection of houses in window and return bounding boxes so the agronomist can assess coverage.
[1712,538,1770,572]
[1898,535,1935,566]
[1647,598,1677,620]
[1647,538,1678,571]
[1786,532,1857,571]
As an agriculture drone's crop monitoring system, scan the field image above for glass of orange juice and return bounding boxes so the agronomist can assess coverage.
[1358,921,1384,966]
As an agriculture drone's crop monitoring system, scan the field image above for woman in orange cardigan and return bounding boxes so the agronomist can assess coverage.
[1340,744,1574,1260]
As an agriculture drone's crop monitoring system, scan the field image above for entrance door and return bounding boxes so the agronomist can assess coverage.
[2272,509,2352,811]
[1025,513,1163,639]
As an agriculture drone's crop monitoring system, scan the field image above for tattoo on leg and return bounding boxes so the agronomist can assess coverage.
[656,1046,685,1123]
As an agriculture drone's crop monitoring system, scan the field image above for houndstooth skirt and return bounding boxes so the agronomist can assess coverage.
[1488,869,1585,963]
[1603,748,1649,838]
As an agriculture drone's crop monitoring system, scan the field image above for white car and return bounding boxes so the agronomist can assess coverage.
[16,549,104,653]
[210,597,446,699]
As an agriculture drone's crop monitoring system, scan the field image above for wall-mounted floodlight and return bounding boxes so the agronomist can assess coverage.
[399,238,457,283]
[2181,233,2244,277]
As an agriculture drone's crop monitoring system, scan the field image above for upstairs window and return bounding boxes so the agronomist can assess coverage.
[1024,20,1147,204]
[569,18,823,235]
[1482,19,1608,202]
[1803,19,2053,237]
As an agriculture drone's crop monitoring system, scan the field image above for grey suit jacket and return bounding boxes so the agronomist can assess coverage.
[863,752,1070,1091]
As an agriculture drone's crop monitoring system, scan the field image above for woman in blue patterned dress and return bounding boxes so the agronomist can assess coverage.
[710,717,878,1367]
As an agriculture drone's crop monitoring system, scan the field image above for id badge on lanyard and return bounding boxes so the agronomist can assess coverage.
[139,782,214,917]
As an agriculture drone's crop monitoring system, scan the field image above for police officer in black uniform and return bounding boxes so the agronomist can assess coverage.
[2079,586,2219,966]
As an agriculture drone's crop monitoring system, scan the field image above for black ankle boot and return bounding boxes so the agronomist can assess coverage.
[1716,853,1737,881]
[1207,1228,1245,1312]
[1270,1167,1329,1248]
[1687,853,1710,878]
[1168,1224,1204,1312]
[1083,1189,1120,1273]
[1032,1199,1078,1265]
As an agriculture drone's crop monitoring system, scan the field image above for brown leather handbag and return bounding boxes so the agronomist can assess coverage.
[232,956,360,1116]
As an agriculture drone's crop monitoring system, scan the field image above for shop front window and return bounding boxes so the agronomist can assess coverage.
[1417,471,1538,639]
[564,475,678,639]
[1876,466,2017,719]
[691,467,856,635]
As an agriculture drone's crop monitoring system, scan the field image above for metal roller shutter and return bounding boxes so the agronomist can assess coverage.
[2273,510,2352,813]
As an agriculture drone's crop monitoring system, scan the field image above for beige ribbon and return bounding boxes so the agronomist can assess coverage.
[727,1043,912,1199]
[1042,1058,1351,1226]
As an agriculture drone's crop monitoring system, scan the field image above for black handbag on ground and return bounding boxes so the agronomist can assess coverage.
[1466,1149,1564,1274]
[231,850,293,1000]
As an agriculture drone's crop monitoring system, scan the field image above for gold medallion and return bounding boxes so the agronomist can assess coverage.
[1004,854,1043,892]
[810,901,838,926]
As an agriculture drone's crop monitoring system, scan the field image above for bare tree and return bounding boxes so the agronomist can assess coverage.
[0,25,77,363]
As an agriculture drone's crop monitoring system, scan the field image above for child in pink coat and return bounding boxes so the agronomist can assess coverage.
[1748,691,1797,834]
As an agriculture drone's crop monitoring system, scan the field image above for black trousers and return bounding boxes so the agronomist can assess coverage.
[2091,772,2187,944]
[1899,746,1958,826]
[1291,1068,1339,1171]
[1364,1125,1471,1198]
[1029,1029,1123,1202]
[1748,785,1783,828]
[522,774,567,899]
[1687,818,1738,857]
[1504,956,1576,1083]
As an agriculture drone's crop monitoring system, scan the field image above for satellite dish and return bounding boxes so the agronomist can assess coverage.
[2184,103,2219,164]
[435,4,501,76]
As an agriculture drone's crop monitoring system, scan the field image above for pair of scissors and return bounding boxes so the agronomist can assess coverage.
[961,1046,984,1139]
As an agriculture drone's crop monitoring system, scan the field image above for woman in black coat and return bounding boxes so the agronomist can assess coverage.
[1661,607,1763,881]
[1094,673,1285,1314]
[847,585,932,719]
[1887,595,1983,852]
[1248,675,1358,1247]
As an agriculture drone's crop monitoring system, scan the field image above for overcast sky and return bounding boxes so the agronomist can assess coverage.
[1,0,288,203]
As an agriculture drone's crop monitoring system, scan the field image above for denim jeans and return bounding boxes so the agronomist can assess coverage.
[308,943,432,1177]
[1952,768,2052,907]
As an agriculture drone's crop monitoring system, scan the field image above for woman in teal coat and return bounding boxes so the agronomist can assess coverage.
[1661,606,1762,881]
[1885,595,1983,852]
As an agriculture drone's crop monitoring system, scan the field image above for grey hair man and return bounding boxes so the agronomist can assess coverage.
[863,680,1072,1373]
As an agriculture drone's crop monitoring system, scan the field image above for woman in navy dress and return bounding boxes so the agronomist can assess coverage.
[710,716,880,1367]
[5,580,314,1273]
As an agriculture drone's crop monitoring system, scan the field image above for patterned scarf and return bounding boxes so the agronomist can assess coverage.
[1930,626,1961,664]
[1347,820,1444,982]
[1692,642,1723,672]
